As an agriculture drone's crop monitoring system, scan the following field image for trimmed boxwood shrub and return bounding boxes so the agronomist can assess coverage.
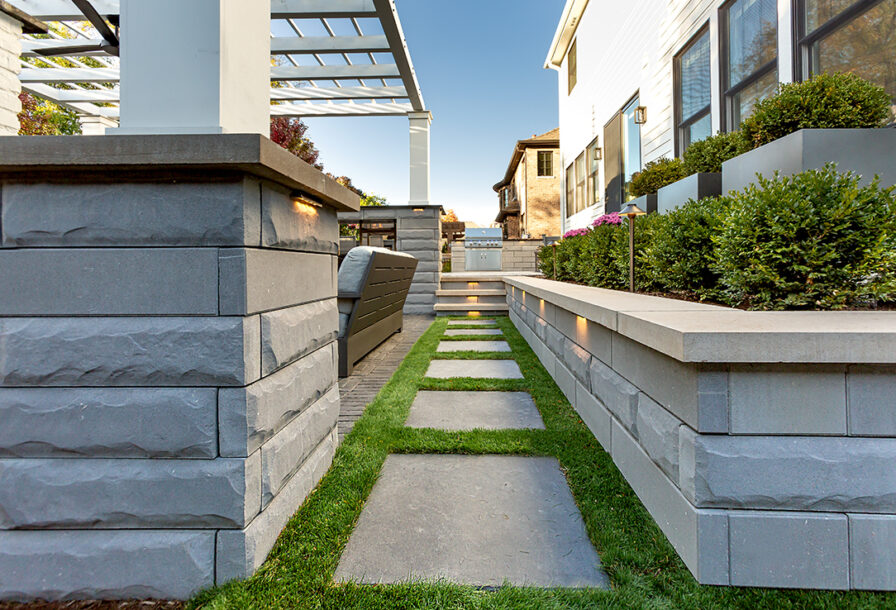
[714,165,896,310]
[681,131,751,174]
[741,72,892,148]
[644,196,732,300]
[629,157,686,197]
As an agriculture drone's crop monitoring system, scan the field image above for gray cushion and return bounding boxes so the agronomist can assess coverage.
[338,247,415,296]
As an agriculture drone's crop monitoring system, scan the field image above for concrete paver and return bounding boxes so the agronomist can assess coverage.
[405,391,545,430]
[425,359,523,379]
[437,341,511,353]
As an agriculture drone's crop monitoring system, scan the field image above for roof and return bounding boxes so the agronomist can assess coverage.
[545,0,589,70]
[0,1,47,33]
[11,0,426,120]
[492,128,560,192]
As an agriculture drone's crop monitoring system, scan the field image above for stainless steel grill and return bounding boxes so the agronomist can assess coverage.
[464,228,503,271]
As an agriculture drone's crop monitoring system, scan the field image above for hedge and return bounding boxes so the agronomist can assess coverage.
[539,166,896,310]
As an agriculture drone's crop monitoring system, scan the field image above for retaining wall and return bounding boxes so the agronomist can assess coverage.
[0,134,359,601]
[506,276,896,591]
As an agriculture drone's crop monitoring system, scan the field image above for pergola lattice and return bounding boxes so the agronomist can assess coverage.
[10,0,426,121]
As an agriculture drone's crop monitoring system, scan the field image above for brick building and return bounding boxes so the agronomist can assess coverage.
[493,128,562,239]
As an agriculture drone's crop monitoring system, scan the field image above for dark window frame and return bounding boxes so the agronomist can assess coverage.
[794,0,887,83]
[674,23,712,156]
[537,150,554,177]
[565,162,575,218]
[719,0,779,131]
[568,39,578,94]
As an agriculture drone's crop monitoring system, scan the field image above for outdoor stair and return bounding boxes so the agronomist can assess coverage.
[434,275,509,316]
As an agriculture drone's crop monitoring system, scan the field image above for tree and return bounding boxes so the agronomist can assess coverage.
[361,194,387,207]
[442,208,459,222]
[18,92,81,136]
[270,116,322,169]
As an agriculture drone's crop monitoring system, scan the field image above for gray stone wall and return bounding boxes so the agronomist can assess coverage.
[0,178,342,601]
[506,280,896,591]
[449,241,541,273]
[338,205,440,315]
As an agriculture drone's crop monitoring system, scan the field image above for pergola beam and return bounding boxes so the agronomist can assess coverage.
[19,66,119,82]
[21,38,106,57]
[271,101,413,117]
[270,0,376,19]
[372,0,424,112]
[271,35,389,54]
[272,85,406,100]
[272,63,399,81]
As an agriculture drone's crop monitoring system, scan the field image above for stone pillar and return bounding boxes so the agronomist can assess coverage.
[79,115,118,135]
[117,0,270,135]
[0,134,360,601]
[408,112,431,205]
[396,205,441,314]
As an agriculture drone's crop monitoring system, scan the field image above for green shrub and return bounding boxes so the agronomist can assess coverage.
[741,72,892,148]
[608,213,665,292]
[681,131,751,174]
[629,158,686,197]
[713,165,896,310]
[644,196,732,299]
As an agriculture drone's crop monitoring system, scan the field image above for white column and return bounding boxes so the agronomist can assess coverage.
[116,0,270,136]
[79,116,118,136]
[0,13,23,136]
[408,111,431,206]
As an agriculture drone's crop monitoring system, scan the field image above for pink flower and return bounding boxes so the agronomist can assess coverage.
[562,228,589,239]
[592,213,622,227]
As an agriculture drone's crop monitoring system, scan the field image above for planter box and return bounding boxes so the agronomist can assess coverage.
[504,276,896,591]
[631,193,656,214]
[723,128,896,194]
[657,173,722,214]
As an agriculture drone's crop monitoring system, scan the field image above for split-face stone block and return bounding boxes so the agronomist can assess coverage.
[261,183,338,253]
[636,394,682,480]
[260,299,337,376]
[562,337,592,390]
[849,514,896,590]
[848,365,896,436]
[590,358,639,437]
[574,381,611,452]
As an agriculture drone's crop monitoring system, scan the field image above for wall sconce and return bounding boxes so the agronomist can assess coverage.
[412,207,425,213]
[291,191,323,208]
[634,106,647,124]
[593,147,602,161]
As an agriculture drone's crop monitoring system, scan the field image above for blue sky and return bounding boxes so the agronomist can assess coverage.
[303,1,565,225]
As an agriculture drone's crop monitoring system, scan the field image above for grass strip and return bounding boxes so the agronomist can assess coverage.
[190,315,895,609]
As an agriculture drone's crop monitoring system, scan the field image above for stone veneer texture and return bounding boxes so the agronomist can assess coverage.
[506,279,896,591]
[0,177,341,601]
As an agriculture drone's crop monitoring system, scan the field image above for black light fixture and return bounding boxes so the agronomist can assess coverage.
[619,202,647,292]
[634,106,647,124]
[593,146,602,161]
[290,191,323,208]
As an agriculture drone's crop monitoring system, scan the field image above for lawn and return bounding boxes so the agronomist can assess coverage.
[189,316,895,609]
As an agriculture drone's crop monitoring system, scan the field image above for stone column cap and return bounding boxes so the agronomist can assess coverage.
[0,134,360,212]
[0,1,47,33]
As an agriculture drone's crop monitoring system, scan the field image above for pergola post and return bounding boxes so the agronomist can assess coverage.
[408,111,431,205]
[79,115,117,135]
[116,0,270,135]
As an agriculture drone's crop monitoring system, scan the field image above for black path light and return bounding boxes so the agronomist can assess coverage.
[619,203,647,292]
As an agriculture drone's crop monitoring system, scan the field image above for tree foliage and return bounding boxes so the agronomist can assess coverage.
[270,117,321,169]
[17,92,81,136]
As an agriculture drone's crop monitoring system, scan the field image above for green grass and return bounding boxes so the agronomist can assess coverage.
[190,316,896,609]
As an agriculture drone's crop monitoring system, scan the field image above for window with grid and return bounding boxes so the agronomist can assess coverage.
[797,0,896,109]
[586,138,600,207]
[675,26,712,154]
[537,150,554,177]
[721,0,778,130]
[568,39,578,94]
[575,152,586,214]
[566,164,575,217]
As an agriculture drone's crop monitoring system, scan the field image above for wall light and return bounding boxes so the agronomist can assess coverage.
[634,106,647,124]
[593,147,602,161]
[291,191,323,208]
[412,207,425,213]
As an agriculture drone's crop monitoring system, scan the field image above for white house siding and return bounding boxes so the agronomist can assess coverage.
[557,0,794,231]
[0,12,22,136]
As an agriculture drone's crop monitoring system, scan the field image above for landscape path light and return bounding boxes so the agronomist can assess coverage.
[619,202,646,292]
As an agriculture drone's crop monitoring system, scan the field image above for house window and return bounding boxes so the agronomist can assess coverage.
[575,152,586,214]
[721,0,778,130]
[586,137,600,207]
[568,39,578,94]
[565,163,575,217]
[537,150,554,177]
[798,0,896,106]
[675,26,712,154]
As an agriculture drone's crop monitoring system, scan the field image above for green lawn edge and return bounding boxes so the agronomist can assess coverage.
[189,316,895,609]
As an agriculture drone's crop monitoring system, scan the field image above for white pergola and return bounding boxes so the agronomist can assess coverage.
[9,0,431,203]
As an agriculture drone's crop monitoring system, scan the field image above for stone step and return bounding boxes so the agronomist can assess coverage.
[435,289,506,297]
[434,303,509,315]
[439,279,505,292]
[437,295,507,306]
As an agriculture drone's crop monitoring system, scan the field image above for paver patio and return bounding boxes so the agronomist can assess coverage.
[444,328,503,336]
[447,319,496,326]
[334,454,609,588]
[425,359,523,379]
[405,390,545,430]
[436,340,511,352]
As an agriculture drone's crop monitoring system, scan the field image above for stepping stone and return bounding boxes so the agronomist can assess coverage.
[335,454,609,588]
[405,391,545,430]
[437,341,510,352]
[444,328,503,336]
[425,359,523,379]
[447,319,495,326]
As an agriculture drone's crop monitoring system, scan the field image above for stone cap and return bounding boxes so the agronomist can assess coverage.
[0,1,47,33]
[0,134,360,212]
[505,276,896,364]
